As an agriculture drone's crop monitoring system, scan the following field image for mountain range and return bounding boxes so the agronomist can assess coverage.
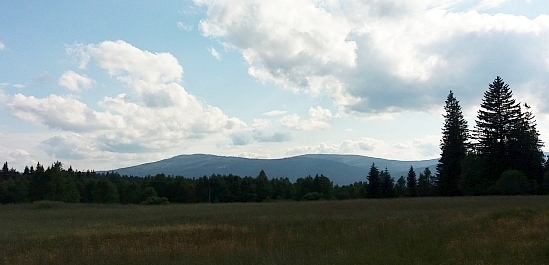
[107,154,439,185]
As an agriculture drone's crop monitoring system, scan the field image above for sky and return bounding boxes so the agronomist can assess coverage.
[1,0,549,171]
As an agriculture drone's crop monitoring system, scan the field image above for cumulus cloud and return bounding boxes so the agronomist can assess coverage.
[0,41,4,50]
[8,94,123,132]
[40,133,96,159]
[284,135,439,160]
[58,70,95,91]
[229,129,291,146]
[263,110,287,116]
[194,0,549,115]
[0,146,36,171]
[281,106,332,130]
[473,0,510,11]
[8,40,246,156]
[388,135,440,159]
[285,137,384,156]
[208,46,221,60]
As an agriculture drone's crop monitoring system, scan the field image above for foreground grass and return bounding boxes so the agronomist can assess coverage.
[1,196,549,265]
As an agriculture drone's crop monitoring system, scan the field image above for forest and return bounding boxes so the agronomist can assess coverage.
[1,76,548,204]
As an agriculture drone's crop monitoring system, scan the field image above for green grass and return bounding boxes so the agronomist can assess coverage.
[1,196,549,264]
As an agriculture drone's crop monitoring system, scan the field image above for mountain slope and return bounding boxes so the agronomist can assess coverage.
[108,154,438,185]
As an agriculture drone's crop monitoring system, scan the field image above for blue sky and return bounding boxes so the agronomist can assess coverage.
[1,0,549,171]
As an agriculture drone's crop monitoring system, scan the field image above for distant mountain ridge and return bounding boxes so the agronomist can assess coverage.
[107,154,439,185]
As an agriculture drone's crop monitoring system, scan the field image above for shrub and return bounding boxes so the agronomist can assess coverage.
[141,196,170,205]
[301,192,322,201]
[490,170,532,195]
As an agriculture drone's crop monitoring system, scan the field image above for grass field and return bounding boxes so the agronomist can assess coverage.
[1,196,549,265]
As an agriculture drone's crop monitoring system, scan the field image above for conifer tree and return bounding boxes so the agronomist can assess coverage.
[366,163,380,198]
[394,176,407,197]
[417,168,432,197]
[474,76,543,189]
[508,104,545,190]
[380,168,395,198]
[437,91,469,196]
[406,166,417,197]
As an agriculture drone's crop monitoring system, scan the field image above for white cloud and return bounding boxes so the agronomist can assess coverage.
[8,40,246,156]
[281,106,332,130]
[0,146,36,171]
[229,126,291,146]
[388,135,440,159]
[177,21,192,31]
[12,84,25,89]
[252,118,270,128]
[238,152,271,159]
[285,137,384,156]
[284,135,440,160]
[72,40,183,85]
[41,133,97,159]
[58,70,95,91]
[473,0,510,11]
[195,0,549,115]
[196,0,356,94]
[0,89,6,103]
[0,40,4,50]
[263,110,287,116]
[208,46,221,60]
[8,94,123,132]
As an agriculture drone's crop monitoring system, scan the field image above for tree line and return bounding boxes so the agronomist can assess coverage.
[0,159,438,204]
[1,76,548,204]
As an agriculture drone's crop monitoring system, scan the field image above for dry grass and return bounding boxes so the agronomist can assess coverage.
[1,196,549,264]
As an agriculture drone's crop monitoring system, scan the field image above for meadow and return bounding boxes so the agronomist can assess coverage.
[1,196,549,265]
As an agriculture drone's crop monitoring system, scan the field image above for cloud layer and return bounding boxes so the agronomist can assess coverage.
[7,40,246,160]
[195,0,549,114]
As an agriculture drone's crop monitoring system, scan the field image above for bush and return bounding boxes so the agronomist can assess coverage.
[141,196,170,205]
[490,170,532,195]
[301,192,322,201]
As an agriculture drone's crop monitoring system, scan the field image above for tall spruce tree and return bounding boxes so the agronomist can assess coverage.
[406,166,417,197]
[508,104,545,191]
[380,168,395,198]
[474,76,543,189]
[437,91,469,196]
[366,163,380,198]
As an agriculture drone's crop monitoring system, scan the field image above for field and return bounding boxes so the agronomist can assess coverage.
[1,197,549,265]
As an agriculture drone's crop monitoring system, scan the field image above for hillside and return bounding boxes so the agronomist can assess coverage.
[107,154,438,185]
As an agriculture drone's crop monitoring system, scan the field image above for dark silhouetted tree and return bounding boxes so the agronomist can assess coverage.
[406,166,417,197]
[508,104,544,192]
[256,170,272,202]
[437,91,469,196]
[366,163,381,198]
[474,77,544,192]
[474,76,522,186]
[380,168,395,198]
[417,168,433,197]
[395,176,407,197]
